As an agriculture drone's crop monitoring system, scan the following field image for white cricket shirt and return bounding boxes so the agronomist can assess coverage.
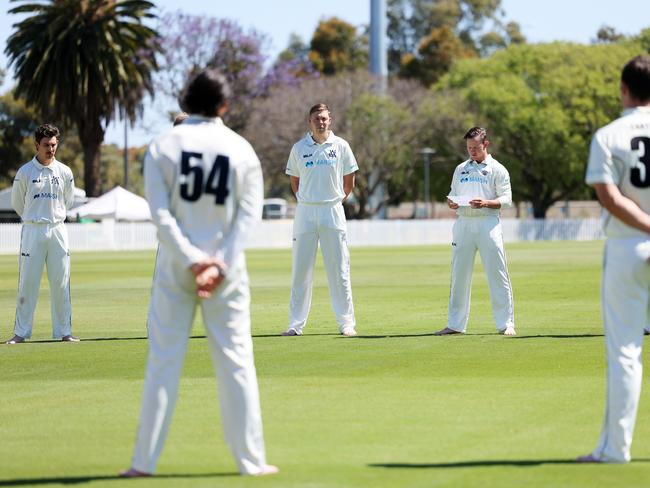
[144,115,263,269]
[11,157,75,224]
[586,107,650,238]
[285,131,359,205]
[448,154,512,217]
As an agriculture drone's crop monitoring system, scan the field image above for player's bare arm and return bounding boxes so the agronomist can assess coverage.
[447,197,459,210]
[290,175,300,195]
[343,173,355,203]
[593,183,650,235]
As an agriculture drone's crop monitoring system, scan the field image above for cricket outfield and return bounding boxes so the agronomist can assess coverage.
[0,241,648,487]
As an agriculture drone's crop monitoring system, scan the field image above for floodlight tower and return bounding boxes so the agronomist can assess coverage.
[369,0,388,94]
[368,0,388,218]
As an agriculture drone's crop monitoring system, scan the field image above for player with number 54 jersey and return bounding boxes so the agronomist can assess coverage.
[145,115,262,270]
[122,69,276,478]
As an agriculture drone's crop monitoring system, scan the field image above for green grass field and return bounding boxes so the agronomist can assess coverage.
[1,241,649,487]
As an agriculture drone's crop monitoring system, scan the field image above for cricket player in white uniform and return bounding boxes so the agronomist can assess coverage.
[435,127,515,336]
[6,124,78,344]
[282,103,358,337]
[578,55,650,464]
[121,69,277,477]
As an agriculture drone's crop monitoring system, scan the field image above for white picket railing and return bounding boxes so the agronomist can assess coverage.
[0,218,604,255]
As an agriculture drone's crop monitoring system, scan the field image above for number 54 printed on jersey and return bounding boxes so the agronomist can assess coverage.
[179,151,230,204]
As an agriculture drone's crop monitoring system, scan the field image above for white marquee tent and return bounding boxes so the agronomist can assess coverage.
[67,186,151,221]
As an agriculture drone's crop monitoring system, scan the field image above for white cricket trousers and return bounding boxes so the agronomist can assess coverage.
[14,222,72,339]
[592,237,650,463]
[130,251,268,475]
[288,202,355,333]
[447,215,514,332]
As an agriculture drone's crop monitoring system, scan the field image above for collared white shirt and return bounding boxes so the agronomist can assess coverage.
[586,106,650,238]
[145,115,263,268]
[285,131,358,205]
[449,154,512,217]
[11,157,75,224]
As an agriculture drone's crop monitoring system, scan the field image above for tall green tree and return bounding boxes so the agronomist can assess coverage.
[0,91,39,187]
[0,90,86,188]
[309,17,367,75]
[441,41,642,217]
[5,0,160,196]
[400,25,477,86]
[387,0,524,81]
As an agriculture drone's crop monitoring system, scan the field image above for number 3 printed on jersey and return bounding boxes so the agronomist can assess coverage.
[631,137,650,188]
[179,151,230,204]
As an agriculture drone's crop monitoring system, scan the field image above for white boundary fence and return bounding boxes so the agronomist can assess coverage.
[0,218,604,254]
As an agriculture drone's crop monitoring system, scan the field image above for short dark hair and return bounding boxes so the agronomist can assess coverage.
[463,126,488,143]
[34,123,60,143]
[309,103,331,117]
[621,55,650,102]
[180,68,231,117]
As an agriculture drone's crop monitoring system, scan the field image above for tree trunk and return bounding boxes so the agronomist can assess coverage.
[77,122,105,197]
[531,200,550,219]
[355,191,370,219]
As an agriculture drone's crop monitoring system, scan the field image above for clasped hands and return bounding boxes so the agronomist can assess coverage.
[190,258,228,299]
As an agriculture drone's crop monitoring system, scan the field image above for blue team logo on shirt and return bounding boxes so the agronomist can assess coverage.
[305,161,314,167]
[460,176,488,183]
[51,176,60,186]
[33,192,58,200]
[327,149,337,158]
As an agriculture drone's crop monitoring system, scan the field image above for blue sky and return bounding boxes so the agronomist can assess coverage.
[0,0,649,146]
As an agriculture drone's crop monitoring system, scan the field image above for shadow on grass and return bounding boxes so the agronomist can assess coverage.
[513,334,604,339]
[4,335,211,344]
[253,333,340,338]
[369,458,650,469]
[0,472,239,486]
[358,333,607,340]
[356,332,498,339]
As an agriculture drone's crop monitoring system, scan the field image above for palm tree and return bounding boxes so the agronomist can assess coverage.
[5,0,160,196]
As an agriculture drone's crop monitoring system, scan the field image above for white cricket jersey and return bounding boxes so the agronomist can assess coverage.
[449,154,512,217]
[285,131,358,205]
[144,115,263,269]
[586,106,650,238]
[11,157,75,224]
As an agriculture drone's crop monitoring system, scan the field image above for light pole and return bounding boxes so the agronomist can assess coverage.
[123,116,128,190]
[420,147,436,218]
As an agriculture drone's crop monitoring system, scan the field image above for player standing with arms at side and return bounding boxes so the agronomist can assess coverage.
[6,124,78,344]
[578,54,650,464]
[434,127,516,336]
[120,69,277,477]
[281,103,358,337]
